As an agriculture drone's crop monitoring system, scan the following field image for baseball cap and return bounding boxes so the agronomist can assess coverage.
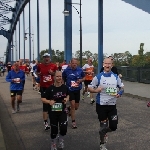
[43,53,50,57]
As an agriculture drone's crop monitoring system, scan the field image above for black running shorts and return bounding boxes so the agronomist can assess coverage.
[69,90,80,103]
[10,90,22,97]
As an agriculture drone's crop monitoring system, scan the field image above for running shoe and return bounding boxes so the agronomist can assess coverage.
[44,122,50,131]
[57,139,64,149]
[17,104,20,111]
[90,99,95,104]
[51,143,57,150]
[12,109,17,114]
[87,92,90,97]
[100,144,107,150]
[72,122,77,129]
[147,101,150,107]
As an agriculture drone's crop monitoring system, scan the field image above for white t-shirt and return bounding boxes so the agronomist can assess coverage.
[30,63,36,72]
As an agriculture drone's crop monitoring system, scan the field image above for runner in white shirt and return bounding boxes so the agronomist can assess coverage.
[30,60,36,89]
[88,58,124,150]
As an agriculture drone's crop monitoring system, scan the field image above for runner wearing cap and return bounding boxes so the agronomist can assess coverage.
[88,58,124,150]
[37,53,57,131]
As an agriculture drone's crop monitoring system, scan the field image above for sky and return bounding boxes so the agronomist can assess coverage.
[0,0,150,61]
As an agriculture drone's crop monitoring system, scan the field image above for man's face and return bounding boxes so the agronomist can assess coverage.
[103,58,112,72]
[88,58,93,64]
[13,63,19,71]
[43,56,50,64]
[19,60,23,65]
[71,59,78,69]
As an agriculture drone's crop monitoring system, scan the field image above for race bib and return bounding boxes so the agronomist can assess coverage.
[106,87,117,95]
[14,78,20,83]
[43,75,52,82]
[51,103,62,111]
[71,81,79,87]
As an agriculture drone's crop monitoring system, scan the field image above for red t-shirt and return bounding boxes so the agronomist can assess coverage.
[37,63,57,88]
[19,65,28,72]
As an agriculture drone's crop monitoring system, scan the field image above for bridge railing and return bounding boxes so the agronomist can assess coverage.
[117,66,150,84]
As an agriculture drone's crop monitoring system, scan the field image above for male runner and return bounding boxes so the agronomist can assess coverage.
[88,58,124,150]
[82,57,95,104]
[37,53,57,131]
[62,58,85,129]
[6,63,25,113]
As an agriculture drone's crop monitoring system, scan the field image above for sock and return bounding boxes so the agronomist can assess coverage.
[44,120,48,125]
[51,138,57,144]
[91,98,93,101]
[72,120,75,123]
[59,134,64,141]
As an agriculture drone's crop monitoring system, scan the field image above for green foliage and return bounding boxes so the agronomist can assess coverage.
[39,43,150,67]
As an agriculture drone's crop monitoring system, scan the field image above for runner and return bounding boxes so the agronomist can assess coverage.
[18,59,29,92]
[88,58,124,150]
[37,53,57,131]
[6,62,12,73]
[42,71,69,150]
[5,62,25,113]
[30,60,36,89]
[62,58,85,129]
[82,57,95,104]
[147,101,150,107]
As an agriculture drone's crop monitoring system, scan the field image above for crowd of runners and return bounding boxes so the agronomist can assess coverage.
[3,53,150,150]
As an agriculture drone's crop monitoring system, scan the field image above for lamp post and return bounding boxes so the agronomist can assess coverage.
[63,0,82,67]
[24,32,34,61]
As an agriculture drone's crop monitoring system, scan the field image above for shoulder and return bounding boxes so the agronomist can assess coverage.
[110,72,118,79]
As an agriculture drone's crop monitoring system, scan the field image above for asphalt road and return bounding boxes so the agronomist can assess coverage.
[0,76,150,150]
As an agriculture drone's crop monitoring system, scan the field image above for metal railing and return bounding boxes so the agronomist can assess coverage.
[117,66,150,84]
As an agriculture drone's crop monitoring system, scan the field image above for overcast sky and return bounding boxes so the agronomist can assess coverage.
[0,0,150,61]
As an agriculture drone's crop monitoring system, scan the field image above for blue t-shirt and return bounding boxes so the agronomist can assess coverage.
[62,67,85,91]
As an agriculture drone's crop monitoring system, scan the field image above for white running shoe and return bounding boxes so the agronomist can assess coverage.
[58,139,64,149]
[12,109,17,114]
[51,143,57,150]
[100,144,107,150]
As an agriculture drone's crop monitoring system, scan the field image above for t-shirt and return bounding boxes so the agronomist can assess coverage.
[43,84,69,113]
[62,67,85,91]
[37,63,57,88]
[82,64,94,81]
[19,65,28,72]
[30,63,36,72]
[88,72,123,105]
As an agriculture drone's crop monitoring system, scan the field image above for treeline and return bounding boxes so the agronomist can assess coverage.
[39,43,150,67]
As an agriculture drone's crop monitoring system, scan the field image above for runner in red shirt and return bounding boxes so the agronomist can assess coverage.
[37,53,57,131]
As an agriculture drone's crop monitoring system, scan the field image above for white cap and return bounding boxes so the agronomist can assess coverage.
[43,53,50,57]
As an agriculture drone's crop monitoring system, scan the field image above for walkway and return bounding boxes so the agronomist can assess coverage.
[0,75,150,150]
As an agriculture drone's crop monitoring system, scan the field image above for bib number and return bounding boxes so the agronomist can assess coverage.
[71,81,79,87]
[51,103,62,111]
[106,87,117,95]
[43,75,52,82]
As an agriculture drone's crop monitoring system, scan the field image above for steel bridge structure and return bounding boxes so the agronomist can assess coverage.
[0,0,150,72]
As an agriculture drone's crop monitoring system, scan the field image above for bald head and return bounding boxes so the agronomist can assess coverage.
[103,58,112,72]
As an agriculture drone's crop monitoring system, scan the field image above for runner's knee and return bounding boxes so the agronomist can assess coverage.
[59,121,68,136]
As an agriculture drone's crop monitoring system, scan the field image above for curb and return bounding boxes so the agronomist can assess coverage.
[124,93,149,101]
[0,123,6,150]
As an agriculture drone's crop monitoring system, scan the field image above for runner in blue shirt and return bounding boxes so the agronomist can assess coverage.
[62,58,85,129]
[6,62,25,114]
